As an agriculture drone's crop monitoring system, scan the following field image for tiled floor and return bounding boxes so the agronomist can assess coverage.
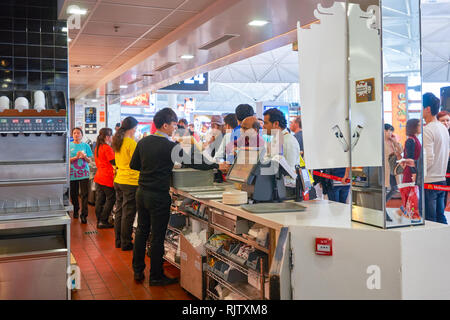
[70,205,195,300]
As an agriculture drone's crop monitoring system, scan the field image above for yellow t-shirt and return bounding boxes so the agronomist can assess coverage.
[114,137,139,186]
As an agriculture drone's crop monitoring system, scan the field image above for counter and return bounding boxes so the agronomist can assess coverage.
[170,186,450,300]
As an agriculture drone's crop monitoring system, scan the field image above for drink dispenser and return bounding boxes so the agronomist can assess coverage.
[0,90,69,220]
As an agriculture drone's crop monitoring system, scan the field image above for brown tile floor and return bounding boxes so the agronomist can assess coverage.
[70,204,195,300]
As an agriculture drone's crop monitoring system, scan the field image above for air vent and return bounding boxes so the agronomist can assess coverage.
[154,62,178,72]
[127,78,142,85]
[141,73,155,77]
[199,34,239,50]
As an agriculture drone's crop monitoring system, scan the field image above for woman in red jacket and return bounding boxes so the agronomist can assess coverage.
[94,128,115,229]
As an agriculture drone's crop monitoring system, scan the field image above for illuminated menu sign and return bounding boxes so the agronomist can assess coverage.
[158,73,209,94]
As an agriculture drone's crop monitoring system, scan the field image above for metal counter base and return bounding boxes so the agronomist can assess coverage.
[0,214,71,300]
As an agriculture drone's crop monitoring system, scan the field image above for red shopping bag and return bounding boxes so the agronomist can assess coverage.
[399,184,420,220]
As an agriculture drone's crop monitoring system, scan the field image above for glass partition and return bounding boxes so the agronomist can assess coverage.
[348,0,423,228]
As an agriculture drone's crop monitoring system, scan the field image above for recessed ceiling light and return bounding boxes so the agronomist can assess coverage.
[248,20,269,27]
[67,5,87,15]
[181,54,194,60]
[120,85,128,89]
[68,38,72,42]
[91,99,98,102]
[62,27,68,32]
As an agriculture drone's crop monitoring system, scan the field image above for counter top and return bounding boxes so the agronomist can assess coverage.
[172,187,450,233]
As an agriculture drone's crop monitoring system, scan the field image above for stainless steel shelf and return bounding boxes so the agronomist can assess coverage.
[207,248,248,276]
[163,255,180,269]
[206,270,260,300]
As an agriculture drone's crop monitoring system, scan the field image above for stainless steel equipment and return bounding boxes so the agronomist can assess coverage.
[0,90,71,300]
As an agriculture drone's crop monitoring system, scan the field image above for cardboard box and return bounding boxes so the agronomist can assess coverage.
[180,233,204,299]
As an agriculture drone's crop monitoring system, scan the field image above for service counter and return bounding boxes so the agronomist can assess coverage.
[169,186,450,300]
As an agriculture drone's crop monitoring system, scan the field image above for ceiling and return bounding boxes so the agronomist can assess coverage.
[58,0,222,98]
[421,0,450,82]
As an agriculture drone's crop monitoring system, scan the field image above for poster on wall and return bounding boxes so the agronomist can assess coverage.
[384,83,407,146]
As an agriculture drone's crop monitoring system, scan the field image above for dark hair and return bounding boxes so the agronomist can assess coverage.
[115,123,120,128]
[384,123,394,131]
[178,118,188,126]
[154,108,178,129]
[406,119,420,136]
[72,127,83,136]
[223,113,238,129]
[235,104,255,121]
[263,108,287,129]
[437,110,450,120]
[95,128,113,157]
[423,92,440,116]
[294,116,302,129]
[112,116,138,152]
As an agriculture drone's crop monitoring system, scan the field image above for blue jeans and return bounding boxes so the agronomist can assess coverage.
[425,181,447,224]
[328,186,350,204]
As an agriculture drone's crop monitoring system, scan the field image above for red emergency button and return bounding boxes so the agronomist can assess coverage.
[315,238,332,256]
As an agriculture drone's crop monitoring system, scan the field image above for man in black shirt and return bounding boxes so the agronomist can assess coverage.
[130,108,220,286]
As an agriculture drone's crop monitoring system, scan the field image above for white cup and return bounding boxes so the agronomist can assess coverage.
[0,96,10,112]
[15,97,29,112]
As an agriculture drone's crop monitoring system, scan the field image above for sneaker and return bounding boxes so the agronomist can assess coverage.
[150,275,178,286]
[134,272,145,283]
[97,222,114,229]
[73,212,79,219]
[81,216,87,224]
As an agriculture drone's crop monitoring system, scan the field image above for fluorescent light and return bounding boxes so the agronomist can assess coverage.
[68,38,72,42]
[248,20,269,26]
[181,54,195,60]
[91,99,98,102]
[120,85,128,89]
[62,27,68,32]
[67,5,87,15]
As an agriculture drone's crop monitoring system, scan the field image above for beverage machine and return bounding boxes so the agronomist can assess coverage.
[0,90,71,300]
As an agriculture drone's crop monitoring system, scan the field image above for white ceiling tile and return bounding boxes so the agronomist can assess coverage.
[83,21,151,38]
[142,26,176,40]
[90,3,170,25]
[158,11,199,28]
[179,0,217,12]
[102,0,185,10]
[76,34,136,47]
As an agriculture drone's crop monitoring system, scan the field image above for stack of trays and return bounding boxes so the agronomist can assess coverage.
[222,191,248,205]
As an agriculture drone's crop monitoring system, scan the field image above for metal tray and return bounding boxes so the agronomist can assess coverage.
[179,186,225,193]
[240,202,306,213]
[190,191,224,199]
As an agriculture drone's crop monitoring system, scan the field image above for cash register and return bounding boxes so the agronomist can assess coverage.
[226,148,311,203]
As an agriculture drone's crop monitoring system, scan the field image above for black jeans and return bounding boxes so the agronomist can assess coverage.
[386,174,398,202]
[95,183,115,224]
[70,179,89,218]
[114,183,138,248]
[133,187,171,280]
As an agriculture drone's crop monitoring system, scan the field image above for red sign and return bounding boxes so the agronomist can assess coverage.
[315,238,332,256]
[121,93,149,106]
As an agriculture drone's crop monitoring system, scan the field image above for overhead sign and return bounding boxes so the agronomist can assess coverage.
[158,73,209,94]
[121,93,150,106]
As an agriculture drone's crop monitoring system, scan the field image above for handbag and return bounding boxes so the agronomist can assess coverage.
[388,153,404,176]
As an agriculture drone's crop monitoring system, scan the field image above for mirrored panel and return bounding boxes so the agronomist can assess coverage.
[348,1,384,227]
[349,0,423,228]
